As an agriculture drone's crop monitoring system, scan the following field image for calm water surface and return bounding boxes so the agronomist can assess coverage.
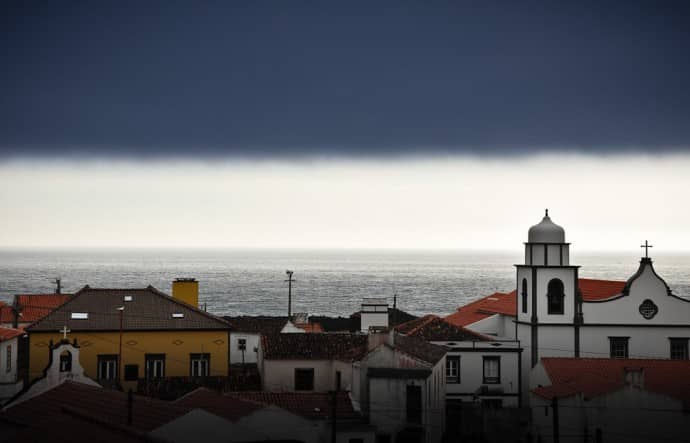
[0,249,688,317]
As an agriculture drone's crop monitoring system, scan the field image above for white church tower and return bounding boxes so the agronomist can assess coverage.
[516,210,581,368]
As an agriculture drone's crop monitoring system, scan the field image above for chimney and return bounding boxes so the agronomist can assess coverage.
[367,329,390,351]
[172,278,199,308]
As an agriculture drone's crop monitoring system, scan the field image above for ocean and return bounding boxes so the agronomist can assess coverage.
[1,249,689,317]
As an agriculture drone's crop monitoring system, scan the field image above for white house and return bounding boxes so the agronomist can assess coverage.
[0,327,25,404]
[395,315,522,409]
[530,357,690,443]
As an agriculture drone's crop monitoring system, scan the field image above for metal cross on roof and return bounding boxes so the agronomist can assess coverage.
[640,240,653,258]
[59,325,71,340]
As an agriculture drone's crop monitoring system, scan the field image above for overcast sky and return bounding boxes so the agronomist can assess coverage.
[2,2,689,251]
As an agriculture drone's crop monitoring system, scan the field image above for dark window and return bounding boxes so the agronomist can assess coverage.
[376,435,391,443]
[124,364,139,381]
[521,278,528,314]
[446,356,460,384]
[547,279,565,315]
[294,368,314,391]
[336,370,342,391]
[190,353,210,377]
[609,337,629,358]
[349,439,364,443]
[5,345,11,373]
[483,356,500,384]
[237,338,247,350]
[670,338,689,360]
[97,354,118,380]
[406,385,422,424]
[59,351,72,372]
[145,354,166,379]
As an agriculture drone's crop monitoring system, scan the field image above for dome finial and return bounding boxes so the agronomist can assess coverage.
[545,208,549,217]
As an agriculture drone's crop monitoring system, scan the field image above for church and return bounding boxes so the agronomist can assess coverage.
[446,211,690,403]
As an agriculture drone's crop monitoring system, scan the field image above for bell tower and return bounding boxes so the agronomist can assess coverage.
[516,210,580,367]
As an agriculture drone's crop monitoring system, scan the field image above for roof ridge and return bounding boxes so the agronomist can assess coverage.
[143,285,230,328]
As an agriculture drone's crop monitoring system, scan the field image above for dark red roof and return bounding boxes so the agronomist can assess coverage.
[174,388,265,421]
[261,333,368,361]
[0,326,24,342]
[579,278,626,301]
[2,381,191,432]
[445,278,629,327]
[0,294,72,325]
[395,314,491,342]
[445,291,517,327]
[227,391,359,420]
[532,358,690,403]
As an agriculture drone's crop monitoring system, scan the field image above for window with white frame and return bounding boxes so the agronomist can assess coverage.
[97,354,118,380]
[446,356,460,383]
[145,354,166,379]
[190,353,210,377]
[670,338,689,360]
[482,356,500,384]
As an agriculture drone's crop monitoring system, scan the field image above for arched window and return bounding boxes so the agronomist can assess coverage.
[547,279,565,315]
[59,350,72,372]
[521,278,528,313]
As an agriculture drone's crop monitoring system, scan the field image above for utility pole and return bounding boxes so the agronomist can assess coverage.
[552,397,560,443]
[285,270,295,320]
[55,277,61,294]
[117,306,125,387]
[330,389,337,443]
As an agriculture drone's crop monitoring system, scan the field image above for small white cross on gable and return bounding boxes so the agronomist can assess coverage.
[59,325,71,340]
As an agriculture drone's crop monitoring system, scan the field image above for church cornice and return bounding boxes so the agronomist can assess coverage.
[621,257,683,300]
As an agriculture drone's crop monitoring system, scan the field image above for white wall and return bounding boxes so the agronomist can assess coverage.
[262,359,352,393]
[229,332,260,365]
[441,341,521,408]
[581,261,690,325]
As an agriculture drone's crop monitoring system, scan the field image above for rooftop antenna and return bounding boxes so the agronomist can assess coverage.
[285,270,295,320]
[393,293,398,328]
[55,277,62,294]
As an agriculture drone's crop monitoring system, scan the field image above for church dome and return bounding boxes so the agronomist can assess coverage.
[528,210,565,243]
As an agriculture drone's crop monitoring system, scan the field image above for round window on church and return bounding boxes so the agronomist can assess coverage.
[639,299,658,320]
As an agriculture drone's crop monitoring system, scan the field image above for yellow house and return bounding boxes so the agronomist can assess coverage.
[25,279,230,391]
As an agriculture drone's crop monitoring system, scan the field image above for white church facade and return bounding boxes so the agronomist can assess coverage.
[447,211,690,406]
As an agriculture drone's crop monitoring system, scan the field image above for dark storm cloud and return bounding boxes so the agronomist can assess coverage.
[1,0,690,159]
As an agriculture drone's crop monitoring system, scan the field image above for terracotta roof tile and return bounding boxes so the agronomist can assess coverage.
[395,315,491,342]
[390,333,447,365]
[445,278,630,327]
[0,326,24,342]
[579,278,626,301]
[296,322,323,333]
[261,333,368,361]
[227,391,359,420]
[532,358,690,403]
[445,291,517,327]
[27,286,229,332]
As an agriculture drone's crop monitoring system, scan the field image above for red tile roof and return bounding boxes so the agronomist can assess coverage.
[261,333,368,361]
[532,358,690,403]
[579,278,626,301]
[395,315,491,342]
[227,391,359,420]
[0,294,73,325]
[0,326,24,342]
[445,278,629,327]
[445,291,517,327]
[296,322,324,333]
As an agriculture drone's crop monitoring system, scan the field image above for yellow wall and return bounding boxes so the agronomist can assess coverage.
[29,330,229,390]
[172,279,199,308]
